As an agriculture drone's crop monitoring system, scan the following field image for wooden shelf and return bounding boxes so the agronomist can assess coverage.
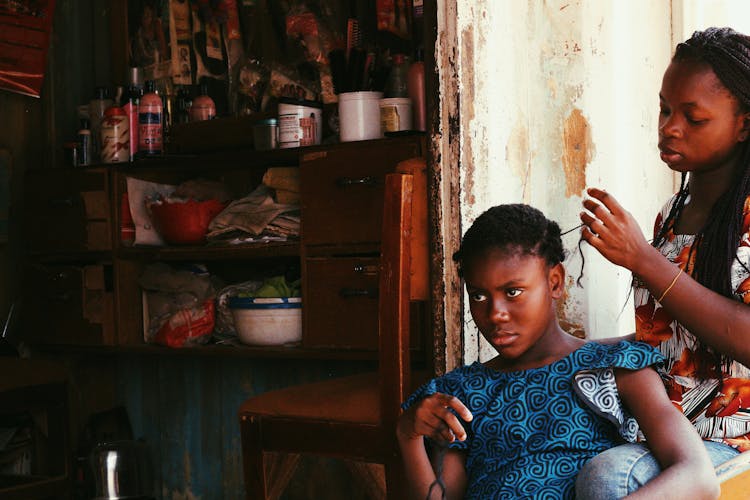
[34,343,380,361]
[116,241,300,261]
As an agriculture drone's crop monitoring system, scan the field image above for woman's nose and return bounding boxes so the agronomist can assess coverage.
[659,115,682,138]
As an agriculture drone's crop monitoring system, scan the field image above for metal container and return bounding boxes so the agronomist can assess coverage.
[90,440,154,500]
[253,118,278,151]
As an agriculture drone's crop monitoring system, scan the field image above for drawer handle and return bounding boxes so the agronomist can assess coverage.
[353,264,378,275]
[52,271,69,281]
[50,197,75,208]
[340,288,378,298]
[336,176,377,187]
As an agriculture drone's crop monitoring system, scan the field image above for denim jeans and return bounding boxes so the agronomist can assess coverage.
[574,441,739,499]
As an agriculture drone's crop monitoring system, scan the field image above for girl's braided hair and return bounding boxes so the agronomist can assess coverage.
[655,27,750,370]
[452,204,566,275]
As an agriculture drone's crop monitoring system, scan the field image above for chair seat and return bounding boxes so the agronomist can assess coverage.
[240,372,381,424]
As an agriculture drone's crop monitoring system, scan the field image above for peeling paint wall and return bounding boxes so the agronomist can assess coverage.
[436,1,750,364]
[443,0,677,362]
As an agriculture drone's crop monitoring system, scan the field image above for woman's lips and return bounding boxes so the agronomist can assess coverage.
[659,146,683,164]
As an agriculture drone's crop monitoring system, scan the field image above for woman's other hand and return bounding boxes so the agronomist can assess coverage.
[580,187,659,275]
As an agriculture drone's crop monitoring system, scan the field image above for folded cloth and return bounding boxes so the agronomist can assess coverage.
[262,167,300,193]
[206,185,300,240]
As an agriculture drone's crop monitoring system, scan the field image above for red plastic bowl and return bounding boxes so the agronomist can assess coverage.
[147,198,227,245]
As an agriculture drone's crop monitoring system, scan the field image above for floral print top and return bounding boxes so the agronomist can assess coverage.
[634,194,750,451]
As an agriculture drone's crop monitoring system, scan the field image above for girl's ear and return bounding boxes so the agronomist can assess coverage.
[548,263,565,300]
[739,112,750,142]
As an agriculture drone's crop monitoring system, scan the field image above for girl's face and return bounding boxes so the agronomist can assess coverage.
[658,60,750,174]
[463,247,563,365]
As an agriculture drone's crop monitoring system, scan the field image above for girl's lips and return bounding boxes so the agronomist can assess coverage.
[493,333,519,347]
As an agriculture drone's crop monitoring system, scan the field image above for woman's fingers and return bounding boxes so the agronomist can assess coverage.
[586,187,626,217]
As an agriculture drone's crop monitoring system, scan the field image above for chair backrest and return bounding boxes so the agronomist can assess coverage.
[378,172,413,426]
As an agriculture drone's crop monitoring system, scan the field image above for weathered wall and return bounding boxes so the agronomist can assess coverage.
[435,1,750,364]
[437,1,676,363]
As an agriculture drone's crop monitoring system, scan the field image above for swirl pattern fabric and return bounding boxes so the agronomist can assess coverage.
[402,341,663,499]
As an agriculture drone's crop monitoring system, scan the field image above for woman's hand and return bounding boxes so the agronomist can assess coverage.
[397,392,473,445]
[580,187,659,275]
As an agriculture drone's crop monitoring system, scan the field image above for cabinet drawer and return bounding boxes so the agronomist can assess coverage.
[303,257,379,349]
[23,263,115,345]
[300,140,420,247]
[25,169,111,253]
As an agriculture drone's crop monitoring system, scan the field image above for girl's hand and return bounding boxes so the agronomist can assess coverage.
[397,392,473,445]
[580,187,657,274]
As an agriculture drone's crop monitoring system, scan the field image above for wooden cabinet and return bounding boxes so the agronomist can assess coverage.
[24,168,112,254]
[22,136,427,359]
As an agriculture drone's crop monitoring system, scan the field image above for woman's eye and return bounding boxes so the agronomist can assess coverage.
[506,288,522,298]
[469,292,487,302]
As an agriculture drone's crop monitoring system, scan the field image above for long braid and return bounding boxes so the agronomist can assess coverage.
[665,27,750,370]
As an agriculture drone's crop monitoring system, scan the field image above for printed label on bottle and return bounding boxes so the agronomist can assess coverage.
[138,111,162,154]
[101,115,129,163]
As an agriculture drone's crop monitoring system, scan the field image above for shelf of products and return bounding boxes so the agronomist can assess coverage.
[22,135,427,359]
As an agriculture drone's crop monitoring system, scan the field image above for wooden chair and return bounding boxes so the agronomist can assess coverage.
[239,170,425,499]
[716,451,750,499]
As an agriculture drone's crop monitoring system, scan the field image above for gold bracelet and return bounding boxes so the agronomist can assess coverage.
[657,268,683,303]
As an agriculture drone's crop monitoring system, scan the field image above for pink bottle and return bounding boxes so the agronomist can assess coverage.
[138,80,163,155]
[189,82,216,122]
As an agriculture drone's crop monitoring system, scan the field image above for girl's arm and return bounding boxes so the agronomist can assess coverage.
[615,367,720,500]
[581,187,750,366]
[397,393,472,499]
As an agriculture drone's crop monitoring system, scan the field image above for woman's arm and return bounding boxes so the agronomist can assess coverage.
[397,393,472,499]
[615,367,720,500]
[581,187,750,366]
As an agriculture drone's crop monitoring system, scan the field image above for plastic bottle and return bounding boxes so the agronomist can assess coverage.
[189,82,216,122]
[100,106,129,163]
[138,80,163,156]
[122,84,142,162]
[122,68,143,162]
[77,118,92,166]
[89,87,113,162]
[407,48,426,131]
[385,54,409,98]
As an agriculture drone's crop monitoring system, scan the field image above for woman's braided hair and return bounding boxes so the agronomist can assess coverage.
[452,204,565,275]
[655,27,750,370]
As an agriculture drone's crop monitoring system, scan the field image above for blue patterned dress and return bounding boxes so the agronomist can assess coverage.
[402,341,664,499]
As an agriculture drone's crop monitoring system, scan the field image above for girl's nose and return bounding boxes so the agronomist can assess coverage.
[490,301,510,323]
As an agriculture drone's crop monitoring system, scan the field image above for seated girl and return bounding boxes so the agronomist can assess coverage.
[396,204,719,499]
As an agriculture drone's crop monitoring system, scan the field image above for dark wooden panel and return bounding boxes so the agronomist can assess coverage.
[303,257,379,350]
[300,138,421,247]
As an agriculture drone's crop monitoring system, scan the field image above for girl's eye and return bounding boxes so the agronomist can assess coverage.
[506,288,522,298]
[469,291,487,302]
[686,115,706,125]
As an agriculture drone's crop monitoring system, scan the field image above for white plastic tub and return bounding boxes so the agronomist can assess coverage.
[228,297,302,346]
